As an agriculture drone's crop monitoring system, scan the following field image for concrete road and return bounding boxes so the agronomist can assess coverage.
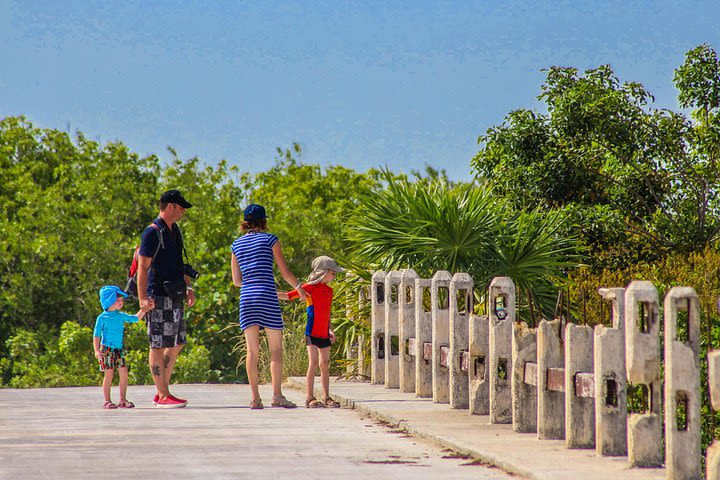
[0,384,514,480]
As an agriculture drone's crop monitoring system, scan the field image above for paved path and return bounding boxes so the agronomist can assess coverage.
[0,384,513,480]
[287,377,667,480]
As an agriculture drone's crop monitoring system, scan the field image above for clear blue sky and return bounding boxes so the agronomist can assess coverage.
[1,1,718,180]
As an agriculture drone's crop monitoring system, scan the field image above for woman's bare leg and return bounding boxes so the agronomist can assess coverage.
[244,326,261,402]
[266,328,284,397]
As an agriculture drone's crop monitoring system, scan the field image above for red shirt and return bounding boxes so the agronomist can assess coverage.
[287,283,333,338]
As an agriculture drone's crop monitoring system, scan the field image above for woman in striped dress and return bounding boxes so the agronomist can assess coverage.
[230,204,306,409]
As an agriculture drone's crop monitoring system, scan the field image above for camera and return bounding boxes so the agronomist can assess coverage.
[184,264,200,280]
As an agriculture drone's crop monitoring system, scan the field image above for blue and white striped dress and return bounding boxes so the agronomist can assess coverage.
[231,232,284,330]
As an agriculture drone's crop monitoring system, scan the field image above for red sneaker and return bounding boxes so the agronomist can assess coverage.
[156,396,187,408]
[169,394,187,404]
[153,394,159,405]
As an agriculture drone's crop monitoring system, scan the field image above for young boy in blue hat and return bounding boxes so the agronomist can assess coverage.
[93,285,154,409]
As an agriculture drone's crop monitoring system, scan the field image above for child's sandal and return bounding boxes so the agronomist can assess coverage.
[118,400,135,408]
[323,397,341,408]
[249,399,264,410]
[271,395,297,408]
[103,401,118,409]
[305,397,324,408]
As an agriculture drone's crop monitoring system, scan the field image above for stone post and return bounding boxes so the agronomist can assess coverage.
[370,271,387,385]
[357,286,370,378]
[415,277,433,398]
[384,270,402,388]
[345,277,358,375]
[538,319,565,440]
[565,323,594,448]
[399,269,419,393]
[432,270,452,404]
[449,273,473,409]
[664,287,701,480]
[489,277,515,424]
[469,314,490,415]
[512,321,537,432]
[707,350,720,480]
[625,280,663,468]
[595,287,627,456]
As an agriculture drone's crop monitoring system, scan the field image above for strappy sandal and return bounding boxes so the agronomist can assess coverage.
[305,397,325,408]
[323,397,341,408]
[271,395,297,408]
[250,399,264,410]
[103,401,118,409]
[118,400,135,408]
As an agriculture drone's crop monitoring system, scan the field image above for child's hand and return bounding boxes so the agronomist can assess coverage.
[329,330,336,344]
[277,291,289,301]
[94,350,102,360]
[296,286,307,302]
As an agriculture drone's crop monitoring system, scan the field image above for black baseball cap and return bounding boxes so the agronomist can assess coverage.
[160,190,193,208]
[243,204,267,221]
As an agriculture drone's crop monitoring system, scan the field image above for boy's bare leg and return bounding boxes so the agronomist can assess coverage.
[244,326,261,402]
[102,369,114,402]
[319,346,331,399]
[118,366,129,402]
[266,328,284,397]
[306,345,319,400]
[149,348,170,398]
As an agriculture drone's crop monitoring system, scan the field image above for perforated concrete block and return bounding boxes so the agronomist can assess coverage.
[489,277,515,424]
[538,319,565,440]
[664,287,701,480]
[415,277,433,398]
[595,287,627,457]
[370,271,387,385]
[384,270,402,389]
[432,271,452,404]
[469,314,490,415]
[449,273,473,409]
[399,269,419,393]
[512,321,537,432]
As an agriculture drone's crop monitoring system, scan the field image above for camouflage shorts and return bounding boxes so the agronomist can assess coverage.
[146,295,187,349]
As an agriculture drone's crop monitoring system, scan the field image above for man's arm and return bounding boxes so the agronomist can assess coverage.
[137,255,153,310]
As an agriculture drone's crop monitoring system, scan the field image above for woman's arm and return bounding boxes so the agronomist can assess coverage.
[272,241,306,301]
[230,253,243,287]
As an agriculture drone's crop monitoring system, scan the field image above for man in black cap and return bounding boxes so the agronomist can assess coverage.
[136,189,196,408]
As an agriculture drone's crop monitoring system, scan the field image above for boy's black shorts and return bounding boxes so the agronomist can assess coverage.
[305,335,331,349]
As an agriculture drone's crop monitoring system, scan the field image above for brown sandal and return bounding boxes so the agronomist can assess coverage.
[103,401,118,409]
[323,397,341,408]
[271,395,297,408]
[305,397,325,408]
[118,400,135,408]
[250,399,264,410]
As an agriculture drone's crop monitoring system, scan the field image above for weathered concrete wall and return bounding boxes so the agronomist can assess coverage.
[399,269,419,393]
[449,273,473,409]
[489,277,515,424]
[624,281,663,468]
[511,321,537,433]
[595,287,627,457]
[664,287,701,480]
[708,350,720,480]
[469,314,490,415]
[432,271,452,404]
[415,277,433,398]
[384,270,402,389]
[370,271,387,385]
[537,319,565,440]
[565,323,594,449]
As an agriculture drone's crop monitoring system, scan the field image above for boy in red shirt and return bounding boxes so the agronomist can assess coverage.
[278,256,343,408]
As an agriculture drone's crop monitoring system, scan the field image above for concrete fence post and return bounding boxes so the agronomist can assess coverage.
[357,286,370,378]
[450,273,473,409]
[469,314,490,415]
[512,321,537,432]
[664,287,701,480]
[595,287,627,456]
[370,271,387,385]
[537,319,565,440]
[345,274,358,375]
[707,350,720,480]
[415,277,433,398]
[432,271,453,404]
[489,277,515,424]
[399,269,419,393]
[565,323,595,448]
[384,270,402,388]
[625,280,663,468]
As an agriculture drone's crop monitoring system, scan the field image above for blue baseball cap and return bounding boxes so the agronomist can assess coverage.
[99,285,128,311]
[243,204,267,221]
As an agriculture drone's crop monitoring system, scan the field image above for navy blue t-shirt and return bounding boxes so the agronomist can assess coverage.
[138,217,184,297]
